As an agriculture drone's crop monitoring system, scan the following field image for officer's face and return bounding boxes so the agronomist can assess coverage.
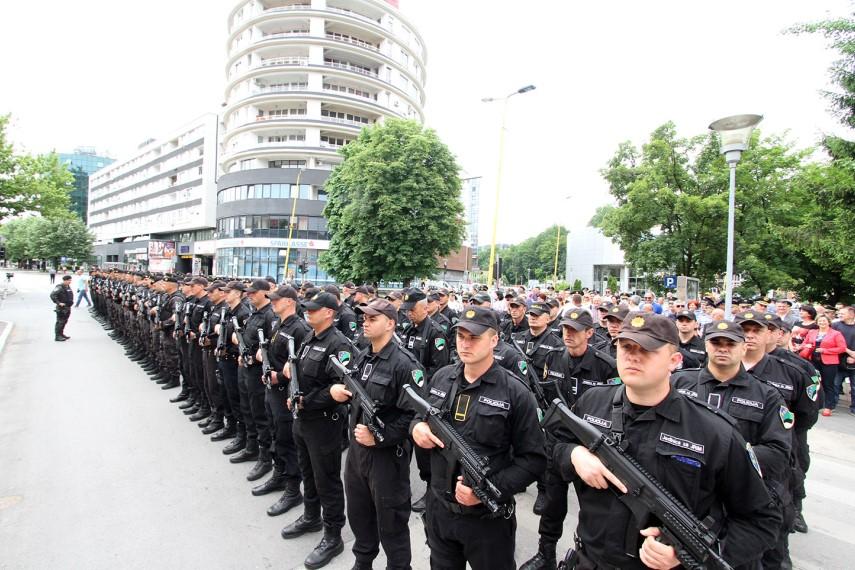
[306,307,334,328]
[616,339,682,387]
[426,300,439,315]
[675,317,695,334]
[407,300,428,324]
[604,317,622,337]
[777,331,791,348]
[527,312,549,330]
[226,289,242,304]
[767,326,783,348]
[740,323,769,352]
[363,314,394,339]
[509,303,525,320]
[438,293,448,308]
[562,326,592,355]
[456,328,498,365]
[705,337,745,368]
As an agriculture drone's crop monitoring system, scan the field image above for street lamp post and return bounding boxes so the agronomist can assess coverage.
[283,168,305,280]
[482,85,536,289]
[708,114,763,319]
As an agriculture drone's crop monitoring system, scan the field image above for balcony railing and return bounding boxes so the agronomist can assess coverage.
[266,4,312,13]
[259,56,309,68]
[260,30,310,41]
[320,115,371,127]
[254,83,309,94]
[326,6,382,25]
[323,59,378,78]
[323,83,377,100]
[325,32,379,52]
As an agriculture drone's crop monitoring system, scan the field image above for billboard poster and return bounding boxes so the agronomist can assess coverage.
[148,240,176,272]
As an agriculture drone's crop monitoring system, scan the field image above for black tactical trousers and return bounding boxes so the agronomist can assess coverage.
[237,365,258,443]
[344,441,412,569]
[537,464,570,548]
[220,357,243,436]
[425,491,516,570]
[54,307,70,337]
[202,349,224,415]
[294,413,346,532]
[264,386,299,477]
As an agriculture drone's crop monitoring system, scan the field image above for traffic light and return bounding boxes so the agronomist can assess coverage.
[493,256,503,281]
[299,260,309,274]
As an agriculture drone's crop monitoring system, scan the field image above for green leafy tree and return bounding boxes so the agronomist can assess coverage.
[607,275,619,293]
[0,216,94,265]
[489,225,568,284]
[572,279,583,291]
[321,119,465,285]
[0,115,74,220]
[594,122,809,292]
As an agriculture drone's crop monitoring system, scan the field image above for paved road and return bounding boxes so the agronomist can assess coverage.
[0,270,850,569]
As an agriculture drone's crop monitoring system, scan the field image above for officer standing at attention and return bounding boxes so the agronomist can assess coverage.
[219,281,252,454]
[500,296,529,342]
[253,285,310,517]
[332,298,421,570]
[549,314,781,569]
[281,291,354,569]
[599,305,629,358]
[672,320,793,567]
[411,306,546,569]
[523,309,619,570]
[401,287,450,512]
[50,275,74,341]
[675,309,706,368]
[514,301,563,385]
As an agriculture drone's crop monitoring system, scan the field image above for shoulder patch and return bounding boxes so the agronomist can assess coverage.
[411,369,424,387]
[517,360,528,376]
[349,321,357,331]
[779,405,795,429]
[435,338,446,350]
[337,351,351,365]
[806,384,819,402]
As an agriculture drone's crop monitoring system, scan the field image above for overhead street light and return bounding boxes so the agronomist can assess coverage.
[482,84,536,288]
[708,113,763,319]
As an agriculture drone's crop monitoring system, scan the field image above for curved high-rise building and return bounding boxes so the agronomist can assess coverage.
[216,0,427,283]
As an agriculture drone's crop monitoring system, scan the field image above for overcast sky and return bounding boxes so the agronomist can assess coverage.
[0,0,850,244]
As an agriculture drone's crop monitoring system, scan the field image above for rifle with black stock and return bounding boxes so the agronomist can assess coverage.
[287,336,304,418]
[198,310,210,347]
[231,316,254,365]
[182,302,193,339]
[329,355,385,443]
[402,384,510,517]
[214,308,228,361]
[258,329,273,389]
[543,398,733,570]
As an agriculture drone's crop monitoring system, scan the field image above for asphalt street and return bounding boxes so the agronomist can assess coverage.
[0,270,851,569]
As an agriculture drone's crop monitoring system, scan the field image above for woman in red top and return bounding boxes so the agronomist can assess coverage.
[800,314,848,415]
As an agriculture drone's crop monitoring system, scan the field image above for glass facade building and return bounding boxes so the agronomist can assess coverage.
[58,147,114,222]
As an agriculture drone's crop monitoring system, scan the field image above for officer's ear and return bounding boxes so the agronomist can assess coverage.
[584,328,594,340]
[667,345,683,372]
[489,330,499,349]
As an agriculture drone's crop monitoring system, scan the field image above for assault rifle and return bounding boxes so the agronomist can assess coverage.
[231,316,254,365]
[287,337,303,418]
[508,338,557,412]
[183,302,193,338]
[258,329,273,389]
[198,310,210,347]
[214,308,227,360]
[403,384,509,517]
[543,398,733,570]
[329,355,385,443]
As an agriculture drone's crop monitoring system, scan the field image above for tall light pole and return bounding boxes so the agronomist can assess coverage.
[283,168,305,280]
[482,84,536,288]
[708,114,763,319]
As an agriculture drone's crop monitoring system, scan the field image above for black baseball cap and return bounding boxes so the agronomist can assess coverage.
[560,310,594,331]
[267,285,299,301]
[401,288,426,310]
[356,298,398,321]
[527,302,550,316]
[704,320,745,342]
[205,280,227,292]
[454,306,500,335]
[303,292,339,311]
[617,313,680,351]
[323,284,341,298]
[224,280,246,292]
[472,293,492,305]
[603,305,629,322]
[191,276,209,286]
[675,309,696,322]
[355,285,371,295]
[385,291,403,301]
[761,313,784,329]
[245,279,271,293]
[734,311,766,327]
[508,296,526,308]
[62,275,72,281]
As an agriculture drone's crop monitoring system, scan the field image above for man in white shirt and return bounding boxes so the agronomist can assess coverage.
[73,270,91,307]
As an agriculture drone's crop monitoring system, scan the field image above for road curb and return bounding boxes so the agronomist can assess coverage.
[0,320,13,354]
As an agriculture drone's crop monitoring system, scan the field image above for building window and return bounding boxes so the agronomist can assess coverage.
[268,160,306,168]
[240,159,253,171]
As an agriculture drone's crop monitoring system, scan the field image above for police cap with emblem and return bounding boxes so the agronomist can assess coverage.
[675,309,696,321]
[508,296,526,308]
[560,310,595,331]
[385,290,403,301]
[598,301,614,312]
[704,320,745,342]
[267,285,299,301]
[761,313,784,329]
[400,288,426,310]
[527,302,550,316]
[224,280,246,292]
[356,298,398,321]
[617,313,680,350]
[205,280,227,292]
[603,305,630,322]
[245,279,271,293]
[472,292,492,305]
[734,311,766,327]
[453,306,500,335]
[427,292,441,302]
[162,274,180,284]
[302,292,339,311]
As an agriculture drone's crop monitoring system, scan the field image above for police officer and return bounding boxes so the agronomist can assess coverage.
[673,320,793,568]
[523,309,619,570]
[333,298,421,570]
[220,281,253,454]
[437,287,459,324]
[199,281,229,435]
[329,284,358,342]
[500,295,529,341]
[513,301,563,383]
[253,285,309,517]
[401,287,450,512]
[50,275,74,341]
[157,274,183,391]
[281,291,353,569]
[675,309,707,368]
[599,304,629,358]
[550,313,782,569]
[410,306,546,569]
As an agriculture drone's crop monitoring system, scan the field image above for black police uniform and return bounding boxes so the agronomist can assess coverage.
[291,323,354,537]
[334,302,359,342]
[222,300,252,452]
[551,385,782,569]
[512,327,563,386]
[415,361,546,569]
[492,339,527,380]
[403,316,449,383]
[202,299,228,429]
[50,281,74,339]
[344,338,421,569]
[158,289,183,388]
[499,314,529,342]
[259,312,311,510]
[533,345,618,561]
[237,301,277,466]
[189,294,213,415]
[680,335,708,367]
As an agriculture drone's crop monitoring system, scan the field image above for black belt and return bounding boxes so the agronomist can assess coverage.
[429,488,510,519]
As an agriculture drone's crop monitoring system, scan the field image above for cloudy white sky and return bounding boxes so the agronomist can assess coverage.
[0,0,850,244]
